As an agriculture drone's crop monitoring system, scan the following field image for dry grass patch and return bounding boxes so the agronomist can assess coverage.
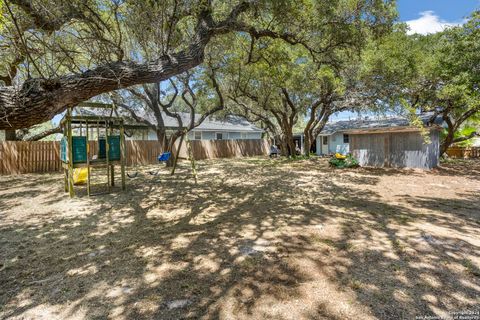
[1,157,479,319]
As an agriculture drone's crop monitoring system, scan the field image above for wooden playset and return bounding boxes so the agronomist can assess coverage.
[60,102,130,197]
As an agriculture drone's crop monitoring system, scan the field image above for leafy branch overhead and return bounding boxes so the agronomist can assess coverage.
[0,0,396,130]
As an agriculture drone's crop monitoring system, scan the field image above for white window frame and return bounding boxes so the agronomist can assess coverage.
[193,131,202,140]
[343,134,349,144]
[241,132,248,140]
[215,132,224,140]
[322,136,328,145]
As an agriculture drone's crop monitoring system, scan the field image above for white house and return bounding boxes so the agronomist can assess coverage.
[77,108,264,141]
[126,111,264,141]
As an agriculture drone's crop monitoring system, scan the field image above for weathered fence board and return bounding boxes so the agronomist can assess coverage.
[446,147,480,158]
[0,139,269,175]
[350,130,440,169]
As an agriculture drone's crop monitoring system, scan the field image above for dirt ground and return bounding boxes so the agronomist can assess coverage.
[0,157,479,320]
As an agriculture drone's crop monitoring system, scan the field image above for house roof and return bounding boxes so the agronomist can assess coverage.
[320,113,444,135]
[76,107,263,133]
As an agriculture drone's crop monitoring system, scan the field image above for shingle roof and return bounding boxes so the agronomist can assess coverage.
[321,113,444,135]
[76,108,263,132]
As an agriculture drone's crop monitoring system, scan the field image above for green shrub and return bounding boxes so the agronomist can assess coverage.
[329,154,359,168]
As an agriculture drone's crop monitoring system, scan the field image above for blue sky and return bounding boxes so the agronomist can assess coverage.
[399,0,479,35]
[398,0,478,22]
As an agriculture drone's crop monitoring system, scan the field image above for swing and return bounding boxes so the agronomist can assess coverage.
[127,151,171,178]
[148,152,172,175]
[126,171,139,178]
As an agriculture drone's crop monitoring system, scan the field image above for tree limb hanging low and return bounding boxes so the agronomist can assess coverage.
[0,1,316,130]
[24,126,62,141]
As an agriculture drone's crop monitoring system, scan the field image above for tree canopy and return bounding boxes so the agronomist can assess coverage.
[361,10,480,153]
[0,0,396,130]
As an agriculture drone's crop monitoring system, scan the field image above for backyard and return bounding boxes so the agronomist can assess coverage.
[0,157,479,319]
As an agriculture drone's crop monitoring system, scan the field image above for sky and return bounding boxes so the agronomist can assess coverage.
[332,0,479,121]
[400,0,479,35]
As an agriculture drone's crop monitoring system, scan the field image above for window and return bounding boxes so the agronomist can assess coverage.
[216,132,223,140]
[343,134,349,143]
[241,132,248,139]
[322,136,328,145]
[193,131,202,140]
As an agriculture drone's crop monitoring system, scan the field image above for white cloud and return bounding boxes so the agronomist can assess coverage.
[405,11,462,35]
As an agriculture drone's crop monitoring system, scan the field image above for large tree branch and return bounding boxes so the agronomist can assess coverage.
[0,36,209,129]
[24,126,62,141]
[451,131,479,144]
[280,88,297,114]
[0,0,316,130]
[456,105,480,126]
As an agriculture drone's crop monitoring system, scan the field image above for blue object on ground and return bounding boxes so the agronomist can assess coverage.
[158,152,171,162]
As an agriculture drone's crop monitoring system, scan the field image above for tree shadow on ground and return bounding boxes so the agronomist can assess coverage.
[434,159,480,177]
[0,157,479,319]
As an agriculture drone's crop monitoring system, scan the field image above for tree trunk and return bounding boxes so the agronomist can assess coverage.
[278,138,287,156]
[285,126,296,156]
[440,138,452,156]
[303,133,311,157]
[155,129,167,149]
[440,124,455,156]
[165,132,183,167]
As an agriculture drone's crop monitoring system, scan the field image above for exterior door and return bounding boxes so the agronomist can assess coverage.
[321,136,329,155]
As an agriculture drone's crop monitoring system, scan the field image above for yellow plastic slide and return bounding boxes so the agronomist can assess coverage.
[73,168,88,185]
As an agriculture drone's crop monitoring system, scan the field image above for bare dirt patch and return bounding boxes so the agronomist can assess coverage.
[1,158,479,319]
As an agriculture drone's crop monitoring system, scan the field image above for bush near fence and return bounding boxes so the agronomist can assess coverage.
[0,139,270,175]
[446,147,480,159]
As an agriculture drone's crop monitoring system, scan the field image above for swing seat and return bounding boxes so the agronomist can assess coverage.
[158,152,171,162]
[148,152,172,176]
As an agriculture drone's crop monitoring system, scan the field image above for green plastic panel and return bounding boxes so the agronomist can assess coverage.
[60,136,87,163]
[72,136,87,163]
[98,138,106,159]
[60,137,67,163]
[108,136,121,161]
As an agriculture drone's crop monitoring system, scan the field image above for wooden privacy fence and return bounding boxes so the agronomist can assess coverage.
[446,147,480,158]
[189,139,270,160]
[0,139,269,175]
[0,141,61,175]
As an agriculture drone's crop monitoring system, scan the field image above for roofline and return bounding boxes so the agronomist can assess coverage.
[193,128,264,133]
[159,125,263,132]
[341,125,442,135]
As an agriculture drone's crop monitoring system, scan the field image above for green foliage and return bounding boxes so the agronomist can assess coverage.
[361,10,480,150]
[0,0,396,85]
[443,124,479,147]
[329,154,359,168]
